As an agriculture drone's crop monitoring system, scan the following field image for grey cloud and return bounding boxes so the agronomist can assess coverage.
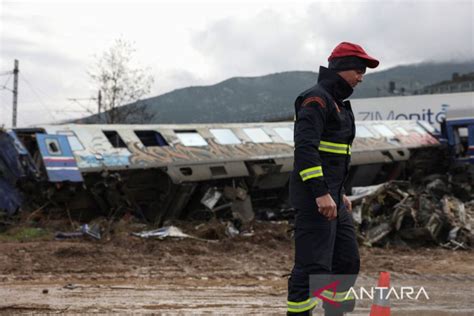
[1,35,81,68]
[0,36,35,54]
[1,3,61,37]
[0,15,52,37]
[147,68,208,96]
[164,69,204,88]
[192,9,319,76]
[310,1,473,65]
[192,1,473,77]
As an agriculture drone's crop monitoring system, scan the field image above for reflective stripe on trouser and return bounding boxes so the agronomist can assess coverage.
[287,297,318,313]
[318,140,351,155]
[299,166,323,181]
[321,290,355,302]
[288,207,360,314]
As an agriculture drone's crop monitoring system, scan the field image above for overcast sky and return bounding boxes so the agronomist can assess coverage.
[0,0,473,127]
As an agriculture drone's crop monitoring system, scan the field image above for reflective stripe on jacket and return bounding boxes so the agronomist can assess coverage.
[290,66,356,209]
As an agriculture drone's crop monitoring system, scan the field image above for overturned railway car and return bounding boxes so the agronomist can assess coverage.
[0,121,440,223]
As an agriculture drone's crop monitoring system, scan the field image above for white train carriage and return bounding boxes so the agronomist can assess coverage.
[3,120,439,222]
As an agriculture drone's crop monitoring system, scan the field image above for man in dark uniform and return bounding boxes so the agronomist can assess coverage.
[287,42,379,315]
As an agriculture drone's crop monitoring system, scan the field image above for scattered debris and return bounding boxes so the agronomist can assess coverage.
[81,224,101,240]
[54,231,83,240]
[54,224,101,240]
[225,222,240,238]
[255,207,294,221]
[223,186,248,201]
[200,187,222,210]
[239,228,255,237]
[63,283,80,290]
[351,174,474,249]
[191,185,257,224]
[131,225,212,242]
[230,196,254,223]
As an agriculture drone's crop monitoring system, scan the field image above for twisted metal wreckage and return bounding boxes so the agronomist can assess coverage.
[0,119,472,247]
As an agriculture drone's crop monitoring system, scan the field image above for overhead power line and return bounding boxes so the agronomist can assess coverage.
[0,74,13,92]
[20,74,59,122]
[0,70,13,76]
[67,97,97,115]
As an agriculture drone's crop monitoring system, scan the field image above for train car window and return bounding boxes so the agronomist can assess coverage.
[57,131,85,151]
[45,138,62,155]
[373,124,395,138]
[274,127,293,142]
[103,131,128,148]
[243,128,272,143]
[134,130,168,147]
[355,125,374,138]
[458,127,468,137]
[210,129,241,145]
[175,130,208,146]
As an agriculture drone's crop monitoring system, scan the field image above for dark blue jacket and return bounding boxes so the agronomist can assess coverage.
[289,66,355,209]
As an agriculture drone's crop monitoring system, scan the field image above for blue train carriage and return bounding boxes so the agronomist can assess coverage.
[2,120,440,223]
[440,107,474,165]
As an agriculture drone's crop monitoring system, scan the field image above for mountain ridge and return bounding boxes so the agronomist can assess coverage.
[78,60,474,124]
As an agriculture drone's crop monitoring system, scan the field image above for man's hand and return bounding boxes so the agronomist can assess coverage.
[343,194,352,212]
[316,194,337,220]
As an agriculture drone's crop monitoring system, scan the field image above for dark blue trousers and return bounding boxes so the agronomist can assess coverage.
[287,204,360,315]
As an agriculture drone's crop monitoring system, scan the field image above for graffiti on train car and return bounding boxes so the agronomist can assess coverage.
[77,154,131,168]
[394,133,440,147]
[108,139,294,166]
[350,127,438,151]
[353,131,438,149]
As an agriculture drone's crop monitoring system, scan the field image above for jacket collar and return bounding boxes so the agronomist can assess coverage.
[317,66,353,101]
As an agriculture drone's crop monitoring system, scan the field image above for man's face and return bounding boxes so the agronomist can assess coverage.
[337,69,366,88]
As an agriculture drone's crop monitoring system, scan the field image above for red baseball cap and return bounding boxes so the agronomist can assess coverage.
[328,42,379,68]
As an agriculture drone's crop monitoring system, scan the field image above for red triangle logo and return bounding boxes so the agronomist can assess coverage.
[313,280,341,307]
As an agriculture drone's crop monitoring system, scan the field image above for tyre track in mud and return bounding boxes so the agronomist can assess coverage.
[0,222,473,314]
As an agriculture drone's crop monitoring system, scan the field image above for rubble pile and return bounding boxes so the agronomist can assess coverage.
[351,172,474,249]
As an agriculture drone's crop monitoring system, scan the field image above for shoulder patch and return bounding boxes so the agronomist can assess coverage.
[302,96,326,108]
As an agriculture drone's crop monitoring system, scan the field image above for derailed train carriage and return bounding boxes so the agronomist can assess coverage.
[0,120,440,223]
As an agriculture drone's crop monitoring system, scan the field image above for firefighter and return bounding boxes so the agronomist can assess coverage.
[287,42,379,315]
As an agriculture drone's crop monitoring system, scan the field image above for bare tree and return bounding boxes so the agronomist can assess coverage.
[88,39,155,123]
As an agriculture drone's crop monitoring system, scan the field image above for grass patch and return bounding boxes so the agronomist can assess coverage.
[0,226,51,242]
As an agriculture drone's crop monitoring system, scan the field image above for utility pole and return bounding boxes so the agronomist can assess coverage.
[12,59,19,127]
[97,90,102,122]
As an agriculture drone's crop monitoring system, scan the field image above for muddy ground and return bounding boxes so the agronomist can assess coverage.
[0,220,473,315]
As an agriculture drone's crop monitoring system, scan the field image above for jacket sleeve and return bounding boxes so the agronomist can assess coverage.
[294,98,330,199]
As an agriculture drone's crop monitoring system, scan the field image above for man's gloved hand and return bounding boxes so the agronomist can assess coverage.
[316,194,337,220]
[342,194,352,212]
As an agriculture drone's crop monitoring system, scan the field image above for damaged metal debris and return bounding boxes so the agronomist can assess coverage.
[199,185,255,223]
[54,224,102,240]
[131,225,209,241]
[351,172,474,249]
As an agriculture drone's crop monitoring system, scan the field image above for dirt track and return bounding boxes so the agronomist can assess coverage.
[0,221,473,315]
